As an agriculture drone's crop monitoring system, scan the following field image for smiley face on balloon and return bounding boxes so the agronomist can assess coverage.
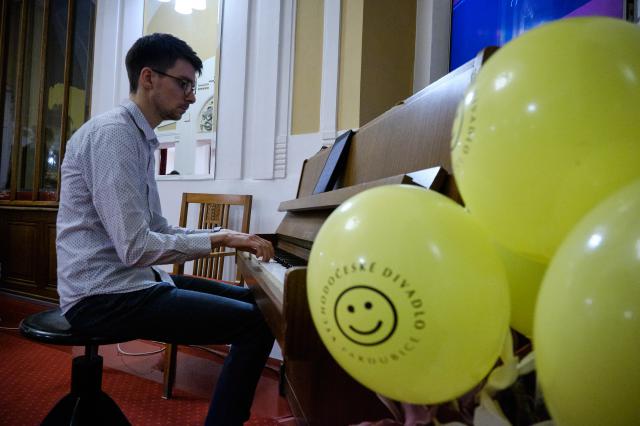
[334,285,398,346]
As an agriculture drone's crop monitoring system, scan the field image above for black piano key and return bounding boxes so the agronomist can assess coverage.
[274,248,307,268]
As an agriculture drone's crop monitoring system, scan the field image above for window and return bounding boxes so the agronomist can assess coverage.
[0,0,96,203]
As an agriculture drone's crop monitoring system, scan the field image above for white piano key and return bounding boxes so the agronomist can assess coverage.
[260,259,287,286]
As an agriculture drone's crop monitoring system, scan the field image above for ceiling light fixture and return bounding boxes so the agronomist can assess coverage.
[156,0,207,14]
[191,0,206,11]
[174,0,192,14]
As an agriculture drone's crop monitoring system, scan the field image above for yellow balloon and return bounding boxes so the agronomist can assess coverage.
[451,18,640,261]
[307,185,510,404]
[534,179,640,426]
[495,245,547,338]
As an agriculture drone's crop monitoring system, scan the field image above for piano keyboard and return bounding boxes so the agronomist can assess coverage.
[246,248,306,289]
[259,259,288,285]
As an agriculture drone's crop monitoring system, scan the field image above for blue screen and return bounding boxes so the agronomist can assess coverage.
[450,0,624,70]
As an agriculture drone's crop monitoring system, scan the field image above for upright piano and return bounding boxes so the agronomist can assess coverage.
[237,48,496,425]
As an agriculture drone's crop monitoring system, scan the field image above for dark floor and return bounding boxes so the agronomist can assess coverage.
[0,291,293,422]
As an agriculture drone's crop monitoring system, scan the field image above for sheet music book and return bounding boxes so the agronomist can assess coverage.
[313,130,354,194]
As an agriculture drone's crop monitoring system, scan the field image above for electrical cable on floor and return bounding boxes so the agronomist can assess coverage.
[190,344,229,360]
[116,342,166,356]
[3,308,282,378]
[115,341,281,376]
[190,345,282,375]
[0,317,20,331]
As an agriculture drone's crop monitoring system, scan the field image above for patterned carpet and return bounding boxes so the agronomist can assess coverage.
[0,330,281,425]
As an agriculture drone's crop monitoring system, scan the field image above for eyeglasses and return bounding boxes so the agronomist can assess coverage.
[151,68,196,96]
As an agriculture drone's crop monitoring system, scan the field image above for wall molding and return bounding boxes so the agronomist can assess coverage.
[215,0,250,179]
[91,0,142,117]
[319,0,341,143]
[413,0,452,92]
[243,1,281,179]
[274,0,296,179]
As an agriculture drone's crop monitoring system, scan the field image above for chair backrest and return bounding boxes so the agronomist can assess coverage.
[173,193,252,282]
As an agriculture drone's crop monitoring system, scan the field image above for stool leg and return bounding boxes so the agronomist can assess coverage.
[41,394,78,425]
[71,350,103,395]
[70,393,130,426]
[42,392,130,426]
[41,349,131,426]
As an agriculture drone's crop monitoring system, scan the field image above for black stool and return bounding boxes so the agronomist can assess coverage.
[19,308,131,426]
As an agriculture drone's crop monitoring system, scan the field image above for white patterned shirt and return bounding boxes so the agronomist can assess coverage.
[57,100,212,313]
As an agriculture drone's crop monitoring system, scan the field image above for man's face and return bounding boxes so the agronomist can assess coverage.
[150,58,197,122]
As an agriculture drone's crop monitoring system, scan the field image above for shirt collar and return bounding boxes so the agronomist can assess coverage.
[122,100,158,145]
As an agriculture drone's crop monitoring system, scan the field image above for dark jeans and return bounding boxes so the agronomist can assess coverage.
[64,275,275,426]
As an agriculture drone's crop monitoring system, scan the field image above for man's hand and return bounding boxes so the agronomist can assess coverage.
[210,231,274,262]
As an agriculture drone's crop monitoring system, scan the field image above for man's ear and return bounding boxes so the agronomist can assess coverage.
[139,67,154,91]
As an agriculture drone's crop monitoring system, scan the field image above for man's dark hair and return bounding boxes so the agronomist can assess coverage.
[125,33,203,93]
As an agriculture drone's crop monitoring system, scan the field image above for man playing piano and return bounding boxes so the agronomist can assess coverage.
[56,33,275,426]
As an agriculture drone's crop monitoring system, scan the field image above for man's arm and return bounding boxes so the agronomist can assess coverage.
[150,216,213,235]
[83,125,212,267]
[209,230,274,262]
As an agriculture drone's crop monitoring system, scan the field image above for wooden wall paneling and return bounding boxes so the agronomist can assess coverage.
[0,207,58,301]
[0,211,7,282]
[7,220,38,285]
[46,223,57,289]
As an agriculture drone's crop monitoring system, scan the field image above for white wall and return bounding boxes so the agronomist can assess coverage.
[156,132,321,234]
[92,0,144,114]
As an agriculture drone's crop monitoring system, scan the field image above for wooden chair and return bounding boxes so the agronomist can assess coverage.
[162,192,253,399]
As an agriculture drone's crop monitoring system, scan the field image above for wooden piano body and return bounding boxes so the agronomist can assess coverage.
[237,48,496,425]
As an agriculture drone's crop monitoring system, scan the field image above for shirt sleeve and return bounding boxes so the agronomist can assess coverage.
[166,226,221,235]
[153,217,218,235]
[81,124,212,267]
